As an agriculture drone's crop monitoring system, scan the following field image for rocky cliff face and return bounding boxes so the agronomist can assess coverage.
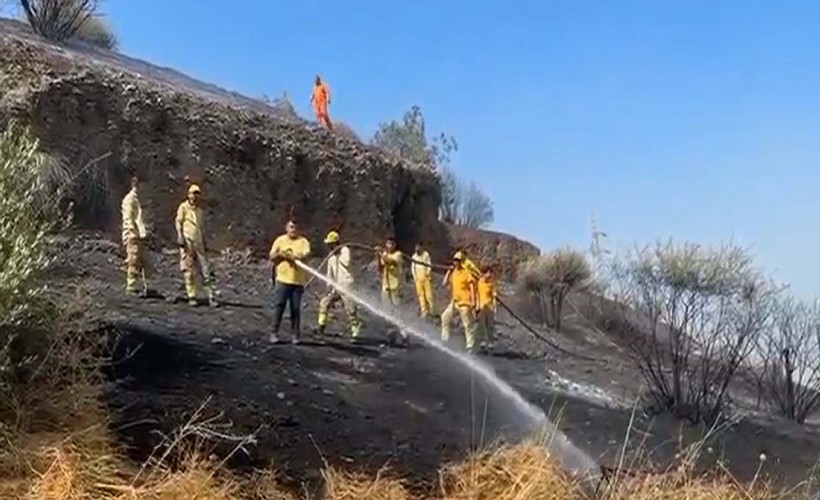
[0,20,539,277]
[0,20,445,255]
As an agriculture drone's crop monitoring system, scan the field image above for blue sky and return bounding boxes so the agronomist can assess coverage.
[96,1,820,296]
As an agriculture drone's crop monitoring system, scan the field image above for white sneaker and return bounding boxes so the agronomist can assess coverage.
[268,333,280,344]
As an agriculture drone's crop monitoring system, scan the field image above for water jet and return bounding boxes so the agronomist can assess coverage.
[296,261,599,477]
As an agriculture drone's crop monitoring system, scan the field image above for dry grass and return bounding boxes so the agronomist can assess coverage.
[439,442,581,500]
[322,466,411,500]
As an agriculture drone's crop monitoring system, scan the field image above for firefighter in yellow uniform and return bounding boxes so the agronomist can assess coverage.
[317,230,362,341]
[378,236,408,345]
[175,184,216,307]
[121,176,148,295]
[441,252,478,352]
[442,248,480,285]
[411,242,435,319]
[477,265,498,351]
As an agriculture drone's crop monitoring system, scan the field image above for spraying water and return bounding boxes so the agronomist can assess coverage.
[296,261,599,475]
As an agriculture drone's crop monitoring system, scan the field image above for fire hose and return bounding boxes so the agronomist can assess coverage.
[302,240,595,361]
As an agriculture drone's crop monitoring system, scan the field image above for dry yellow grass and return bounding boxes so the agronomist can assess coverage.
[126,454,241,500]
[601,466,780,500]
[322,466,412,500]
[245,469,298,500]
[438,441,581,500]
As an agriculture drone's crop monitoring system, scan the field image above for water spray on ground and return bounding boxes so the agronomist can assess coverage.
[295,261,598,475]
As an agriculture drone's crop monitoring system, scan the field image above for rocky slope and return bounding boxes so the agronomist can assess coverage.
[0,19,542,277]
[446,224,540,279]
[0,19,446,255]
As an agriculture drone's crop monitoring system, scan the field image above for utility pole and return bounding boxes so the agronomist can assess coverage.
[589,213,609,287]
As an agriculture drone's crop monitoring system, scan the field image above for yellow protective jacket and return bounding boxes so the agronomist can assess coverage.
[411,250,432,282]
[121,188,147,243]
[327,245,353,286]
[175,200,205,247]
[380,250,403,291]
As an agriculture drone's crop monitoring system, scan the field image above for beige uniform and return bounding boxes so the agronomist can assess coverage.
[318,245,361,337]
[121,188,147,292]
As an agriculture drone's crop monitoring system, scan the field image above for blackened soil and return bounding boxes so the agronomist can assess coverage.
[55,234,820,493]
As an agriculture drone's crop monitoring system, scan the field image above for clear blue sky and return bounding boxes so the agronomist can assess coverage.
[100,1,820,296]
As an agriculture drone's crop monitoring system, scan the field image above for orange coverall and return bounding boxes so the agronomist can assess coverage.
[311,82,333,129]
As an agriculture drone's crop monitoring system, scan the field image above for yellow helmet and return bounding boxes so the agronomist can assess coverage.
[453,251,464,261]
[188,184,202,195]
[324,230,340,244]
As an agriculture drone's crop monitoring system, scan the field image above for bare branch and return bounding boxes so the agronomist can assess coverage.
[614,240,776,424]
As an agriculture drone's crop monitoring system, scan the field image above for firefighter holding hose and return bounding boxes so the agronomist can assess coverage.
[317,230,362,341]
[441,251,479,353]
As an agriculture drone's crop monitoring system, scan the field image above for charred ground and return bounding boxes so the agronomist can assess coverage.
[50,233,820,493]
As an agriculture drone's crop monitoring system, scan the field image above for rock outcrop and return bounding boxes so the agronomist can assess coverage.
[446,224,540,280]
[0,20,446,254]
[0,19,541,278]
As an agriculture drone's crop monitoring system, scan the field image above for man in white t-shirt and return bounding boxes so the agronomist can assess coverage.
[317,230,362,340]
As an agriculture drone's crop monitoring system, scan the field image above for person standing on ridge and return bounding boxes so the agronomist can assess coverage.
[121,176,148,296]
[477,264,498,352]
[441,251,478,353]
[175,184,217,307]
[317,230,362,342]
[411,242,435,319]
[269,219,312,344]
[310,75,333,130]
[377,236,408,346]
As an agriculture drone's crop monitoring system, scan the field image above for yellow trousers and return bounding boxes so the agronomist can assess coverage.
[414,278,435,317]
[318,289,361,337]
[477,307,495,344]
[381,287,400,306]
[441,302,477,350]
[181,239,213,300]
[124,236,143,293]
[381,288,406,339]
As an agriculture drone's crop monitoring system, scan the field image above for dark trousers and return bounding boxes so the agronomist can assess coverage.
[272,282,304,334]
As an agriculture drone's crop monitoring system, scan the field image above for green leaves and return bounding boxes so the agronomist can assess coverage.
[0,123,61,329]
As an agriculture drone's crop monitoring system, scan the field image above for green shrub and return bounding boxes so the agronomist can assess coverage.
[0,123,66,393]
[517,249,591,329]
[74,14,117,50]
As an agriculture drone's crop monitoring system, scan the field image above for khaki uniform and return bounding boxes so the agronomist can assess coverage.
[176,200,213,300]
[380,250,403,305]
[121,188,147,293]
[477,277,498,344]
[318,245,361,337]
[411,250,435,317]
[441,266,478,350]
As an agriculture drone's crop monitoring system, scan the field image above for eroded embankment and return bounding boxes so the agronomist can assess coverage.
[0,19,446,257]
